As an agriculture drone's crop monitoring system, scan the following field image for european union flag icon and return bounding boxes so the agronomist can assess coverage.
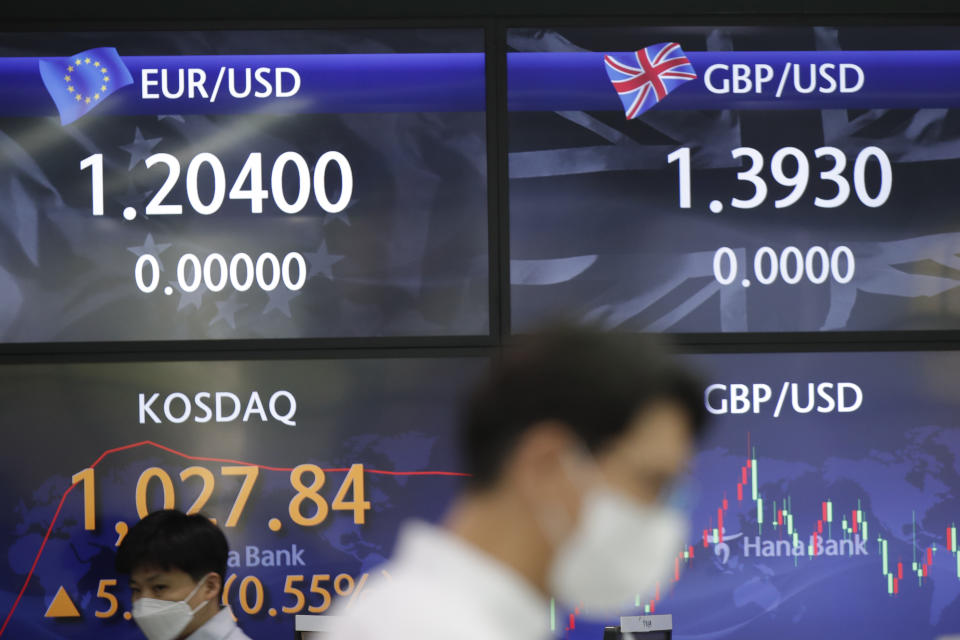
[38,47,134,125]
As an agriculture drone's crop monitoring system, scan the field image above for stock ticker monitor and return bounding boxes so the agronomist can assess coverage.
[508,24,960,334]
[0,28,489,342]
[1,17,960,640]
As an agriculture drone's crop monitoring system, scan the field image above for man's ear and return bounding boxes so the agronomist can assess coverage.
[201,572,222,601]
[506,420,581,504]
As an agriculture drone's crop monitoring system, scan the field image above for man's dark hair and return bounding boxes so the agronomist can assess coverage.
[115,509,228,587]
[462,326,707,488]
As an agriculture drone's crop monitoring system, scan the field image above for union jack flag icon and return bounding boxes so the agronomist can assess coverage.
[604,42,697,119]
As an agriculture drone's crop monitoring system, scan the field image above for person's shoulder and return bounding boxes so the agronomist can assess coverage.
[328,570,485,640]
[233,627,256,640]
[227,627,255,640]
[222,609,255,640]
[184,607,255,640]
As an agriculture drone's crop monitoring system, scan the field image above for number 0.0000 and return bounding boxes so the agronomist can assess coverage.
[713,245,854,286]
[135,251,307,293]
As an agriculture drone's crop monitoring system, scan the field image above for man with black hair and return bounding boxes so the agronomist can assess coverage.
[115,509,253,640]
[330,326,707,640]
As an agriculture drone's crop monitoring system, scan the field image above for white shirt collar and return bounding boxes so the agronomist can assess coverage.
[185,606,248,640]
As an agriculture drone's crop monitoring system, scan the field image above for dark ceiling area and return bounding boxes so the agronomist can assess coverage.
[5,0,960,23]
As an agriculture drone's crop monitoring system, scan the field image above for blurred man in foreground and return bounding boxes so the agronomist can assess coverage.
[331,327,707,640]
[116,509,253,640]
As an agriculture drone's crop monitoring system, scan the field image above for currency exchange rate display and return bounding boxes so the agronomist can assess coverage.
[0,29,489,342]
[559,351,960,640]
[0,356,484,638]
[508,26,960,333]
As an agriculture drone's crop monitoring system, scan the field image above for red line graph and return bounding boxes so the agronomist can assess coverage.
[0,439,469,637]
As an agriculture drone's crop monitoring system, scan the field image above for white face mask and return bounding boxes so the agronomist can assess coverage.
[132,576,211,640]
[543,467,690,618]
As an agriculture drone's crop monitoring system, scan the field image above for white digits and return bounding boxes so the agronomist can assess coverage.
[712,246,855,287]
[161,252,307,294]
[135,152,352,216]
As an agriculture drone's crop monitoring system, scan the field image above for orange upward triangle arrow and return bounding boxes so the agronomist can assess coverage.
[44,586,81,618]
